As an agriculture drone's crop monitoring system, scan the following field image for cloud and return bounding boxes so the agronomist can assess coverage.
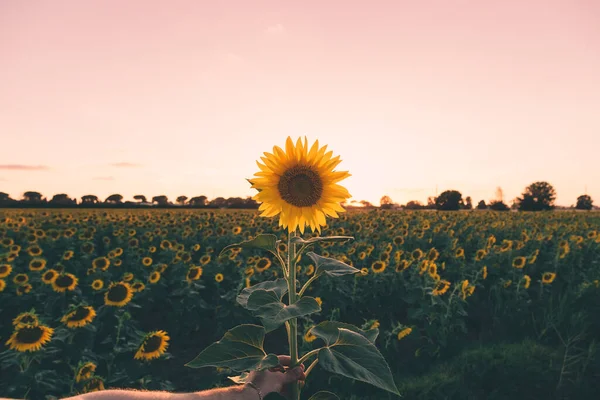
[92,176,115,181]
[0,164,50,171]
[110,162,141,168]
[265,23,284,35]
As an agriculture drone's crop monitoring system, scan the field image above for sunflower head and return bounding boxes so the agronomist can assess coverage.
[250,137,351,234]
[134,330,170,361]
[0,263,13,278]
[104,282,134,307]
[13,311,39,328]
[52,273,78,293]
[91,279,104,291]
[41,269,59,284]
[61,306,96,328]
[6,324,54,352]
[76,362,97,382]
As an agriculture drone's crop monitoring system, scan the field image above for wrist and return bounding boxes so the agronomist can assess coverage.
[243,382,263,400]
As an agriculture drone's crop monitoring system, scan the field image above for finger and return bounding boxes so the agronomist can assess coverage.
[282,366,306,385]
[277,355,292,366]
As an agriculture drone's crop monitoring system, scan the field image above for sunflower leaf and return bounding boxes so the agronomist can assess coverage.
[218,234,278,258]
[291,236,354,246]
[236,278,289,308]
[186,325,279,372]
[246,290,321,332]
[318,328,400,396]
[306,252,361,277]
[310,321,379,345]
[308,392,340,400]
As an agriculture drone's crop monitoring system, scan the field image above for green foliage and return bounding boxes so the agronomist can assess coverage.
[307,252,360,277]
[310,321,379,344]
[219,234,279,258]
[308,391,340,400]
[576,195,593,211]
[246,290,321,332]
[435,190,464,211]
[517,181,556,211]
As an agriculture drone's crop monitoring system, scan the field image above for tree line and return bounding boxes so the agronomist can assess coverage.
[0,181,595,211]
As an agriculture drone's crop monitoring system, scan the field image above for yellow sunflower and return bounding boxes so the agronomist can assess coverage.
[200,255,211,265]
[104,282,134,307]
[522,275,531,289]
[215,273,224,283]
[542,272,556,284]
[255,257,272,273]
[131,281,146,292]
[371,261,387,274]
[6,324,53,352]
[148,271,161,284]
[82,377,105,393]
[13,273,29,285]
[249,137,351,234]
[123,272,134,282]
[134,330,170,361]
[186,266,203,283]
[397,327,412,341]
[432,280,451,296]
[61,306,96,328]
[91,279,104,291]
[92,256,110,271]
[0,279,5,292]
[0,263,12,278]
[76,362,97,382]
[303,329,317,343]
[52,273,78,293]
[13,311,39,328]
[142,257,153,267]
[16,283,32,296]
[512,256,526,269]
[63,250,74,260]
[29,257,47,271]
[41,269,59,284]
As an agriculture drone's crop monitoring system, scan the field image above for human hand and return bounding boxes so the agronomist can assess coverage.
[245,355,306,399]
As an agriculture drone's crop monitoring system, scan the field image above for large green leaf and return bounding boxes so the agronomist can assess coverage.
[237,278,289,308]
[318,329,399,396]
[291,236,354,246]
[308,392,340,400]
[219,234,279,258]
[307,252,361,277]
[310,321,379,344]
[186,324,279,372]
[247,290,321,332]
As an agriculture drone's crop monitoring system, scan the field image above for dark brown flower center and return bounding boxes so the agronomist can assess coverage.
[278,166,323,207]
[68,307,91,322]
[143,335,163,353]
[16,326,44,343]
[19,315,37,325]
[55,274,74,287]
[43,271,56,280]
[107,284,129,302]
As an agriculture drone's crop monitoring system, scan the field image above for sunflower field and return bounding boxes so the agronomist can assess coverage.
[1,208,599,399]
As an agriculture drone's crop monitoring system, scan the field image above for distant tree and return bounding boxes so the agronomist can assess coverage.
[464,196,473,210]
[476,200,487,210]
[81,195,99,204]
[243,196,259,209]
[575,194,593,211]
[380,195,394,209]
[23,191,43,203]
[209,197,227,208]
[133,195,147,203]
[435,190,464,211]
[516,181,556,211]
[0,192,11,202]
[404,200,424,210]
[489,200,510,211]
[359,200,374,208]
[105,194,123,204]
[188,196,208,207]
[152,195,170,206]
[425,196,436,210]
[176,196,188,205]
[50,194,76,205]
[495,187,504,203]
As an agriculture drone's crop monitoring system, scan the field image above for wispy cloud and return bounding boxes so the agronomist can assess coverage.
[265,23,284,35]
[0,164,50,171]
[92,176,115,181]
[110,162,141,168]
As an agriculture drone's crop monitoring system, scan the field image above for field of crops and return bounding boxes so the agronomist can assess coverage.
[1,208,599,399]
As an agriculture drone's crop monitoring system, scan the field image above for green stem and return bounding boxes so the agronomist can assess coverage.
[304,358,319,378]
[287,230,300,400]
[298,348,319,364]
[298,274,319,297]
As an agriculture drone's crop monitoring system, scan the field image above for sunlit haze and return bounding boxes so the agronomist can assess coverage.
[1,0,599,206]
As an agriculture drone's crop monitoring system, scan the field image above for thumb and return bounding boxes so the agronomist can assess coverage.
[282,366,305,385]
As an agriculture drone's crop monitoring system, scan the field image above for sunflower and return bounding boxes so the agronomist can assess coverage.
[63,250,74,260]
[27,245,43,257]
[142,257,153,267]
[92,256,110,271]
[215,273,224,283]
[397,327,412,341]
[192,244,201,252]
[148,271,161,284]
[82,377,105,393]
[41,269,59,284]
[91,279,104,290]
[6,324,53,352]
[76,362,97,382]
[16,283,32,296]
[52,273,78,293]
[305,264,315,276]
[359,267,368,276]
[0,264,12,278]
[503,280,512,288]
[61,306,96,328]
[314,297,323,307]
[481,266,488,280]
[512,256,526,269]
[304,329,317,343]
[13,311,39,328]
[500,240,512,252]
[522,275,531,289]
[254,257,272,273]
[542,272,556,284]
[123,272,134,282]
[160,240,172,250]
[475,249,487,262]
[29,257,47,271]
[249,137,351,234]
[371,261,386,274]
[186,266,202,283]
[432,280,451,296]
[1,237,14,247]
[13,273,29,285]
[134,330,170,361]
[104,282,134,307]
[455,248,465,259]
[411,249,423,260]
[427,248,439,262]
[393,236,404,246]
[232,226,242,235]
[131,281,146,292]
[200,255,211,265]
[0,279,5,292]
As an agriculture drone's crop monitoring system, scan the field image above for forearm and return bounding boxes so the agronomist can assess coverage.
[63,385,260,400]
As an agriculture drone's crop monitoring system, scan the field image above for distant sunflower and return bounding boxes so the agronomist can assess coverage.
[304,329,317,343]
[371,261,386,274]
[123,272,134,282]
[13,311,39,328]
[148,271,161,284]
[522,275,531,289]
[186,267,202,283]
[395,260,410,272]
[63,250,74,260]
[393,236,404,246]
[27,245,43,257]
[104,282,134,307]
[249,137,351,234]
[232,226,242,235]
[411,249,423,260]
[16,283,32,296]
[215,273,224,283]
[92,256,110,271]
[61,306,96,328]
[0,279,5,292]
[359,267,368,276]
[397,327,412,341]
[52,273,78,293]
[160,240,172,250]
[134,330,170,361]
[131,281,146,292]
[29,257,46,271]
[6,324,53,352]
[475,249,487,261]
[76,362,97,382]
[82,377,105,393]
[114,259,122,267]
[142,257,153,267]
[542,272,556,284]
[455,248,465,258]
[200,255,211,265]
[503,280,512,288]
[305,264,315,276]
[41,269,59,284]
[432,280,451,296]
[0,264,12,278]
[481,266,488,280]
[13,273,29,285]
[512,256,526,269]
[427,248,439,262]
[255,257,272,272]
[91,279,104,290]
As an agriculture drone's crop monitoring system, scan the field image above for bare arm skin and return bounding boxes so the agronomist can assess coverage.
[62,356,305,400]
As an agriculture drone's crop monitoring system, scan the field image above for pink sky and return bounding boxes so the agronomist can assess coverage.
[1,0,599,206]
